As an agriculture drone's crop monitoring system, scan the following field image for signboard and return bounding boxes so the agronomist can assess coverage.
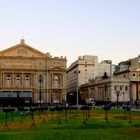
[19,92,32,98]
[0,92,32,98]
[0,92,17,98]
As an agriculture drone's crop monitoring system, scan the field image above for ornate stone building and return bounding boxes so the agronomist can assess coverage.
[80,55,140,105]
[80,77,130,104]
[0,39,67,106]
[114,55,140,103]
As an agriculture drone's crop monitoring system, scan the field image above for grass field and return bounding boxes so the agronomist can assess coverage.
[0,109,140,140]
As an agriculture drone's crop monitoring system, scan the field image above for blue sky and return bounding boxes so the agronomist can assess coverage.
[0,0,140,66]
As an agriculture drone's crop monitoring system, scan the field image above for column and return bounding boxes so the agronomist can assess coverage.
[22,73,24,88]
[33,72,36,103]
[12,73,14,87]
[129,82,133,104]
[139,82,140,100]
[60,73,63,103]
[2,73,5,87]
[50,73,52,103]
[46,71,48,103]
[63,73,66,102]
[0,72,2,87]
[136,82,139,101]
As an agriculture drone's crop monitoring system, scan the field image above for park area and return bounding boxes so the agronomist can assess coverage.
[0,106,140,140]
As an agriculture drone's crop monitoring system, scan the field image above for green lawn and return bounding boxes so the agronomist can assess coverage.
[0,109,140,140]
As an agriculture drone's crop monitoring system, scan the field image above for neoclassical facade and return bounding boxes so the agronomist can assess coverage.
[114,55,140,103]
[80,55,140,104]
[0,39,67,106]
[80,77,130,104]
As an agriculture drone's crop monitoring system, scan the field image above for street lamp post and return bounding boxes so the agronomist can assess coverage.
[74,71,80,106]
[38,75,43,106]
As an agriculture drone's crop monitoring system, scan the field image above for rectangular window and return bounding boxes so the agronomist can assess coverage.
[125,86,128,91]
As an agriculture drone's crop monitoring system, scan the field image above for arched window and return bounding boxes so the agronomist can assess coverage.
[5,74,12,87]
[24,75,30,87]
[15,75,21,86]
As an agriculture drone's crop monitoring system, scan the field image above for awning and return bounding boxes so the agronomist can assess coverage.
[0,92,17,98]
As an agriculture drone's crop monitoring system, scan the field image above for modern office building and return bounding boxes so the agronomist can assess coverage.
[66,55,113,104]
[0,39,67,106]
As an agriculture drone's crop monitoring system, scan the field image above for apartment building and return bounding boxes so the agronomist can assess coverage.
[66,55,113,104]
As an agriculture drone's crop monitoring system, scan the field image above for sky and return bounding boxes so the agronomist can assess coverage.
[0,0,140,67]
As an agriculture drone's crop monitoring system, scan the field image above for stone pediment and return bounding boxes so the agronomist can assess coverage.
[0,39,46,58]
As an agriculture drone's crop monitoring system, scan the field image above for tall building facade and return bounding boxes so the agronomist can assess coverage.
[0,39,67,106]
[66,55,113,104]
